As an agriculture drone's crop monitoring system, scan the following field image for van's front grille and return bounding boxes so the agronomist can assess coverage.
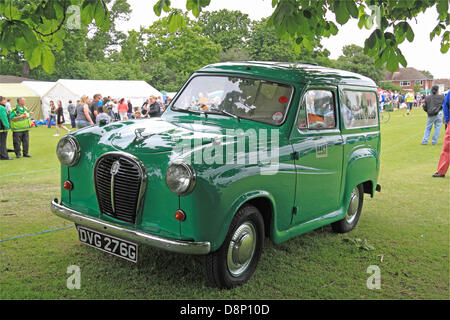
[94,154,145,224]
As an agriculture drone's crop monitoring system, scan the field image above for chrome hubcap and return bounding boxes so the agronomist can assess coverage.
[227,222,257,277]
[346,187,360,224]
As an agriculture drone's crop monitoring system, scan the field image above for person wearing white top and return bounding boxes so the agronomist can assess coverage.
[5,99,11,113]
[95,106,111,125]
[112,100,119,120]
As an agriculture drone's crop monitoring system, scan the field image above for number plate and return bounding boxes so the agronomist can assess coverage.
[77,226,138,263]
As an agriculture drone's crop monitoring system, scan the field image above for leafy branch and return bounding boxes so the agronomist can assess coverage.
[0,0,110,73]
[154,0,449,72]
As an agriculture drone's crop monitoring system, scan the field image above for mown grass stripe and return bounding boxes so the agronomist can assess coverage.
[380,131,423,154]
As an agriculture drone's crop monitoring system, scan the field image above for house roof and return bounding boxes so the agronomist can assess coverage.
[0,75,38,83]
[384,68,432,81]
[433,78,450,88]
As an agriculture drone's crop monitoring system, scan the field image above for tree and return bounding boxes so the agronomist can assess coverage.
[247,19,299,62]
[85,0,131,61]
[218,47,251,62]
[0,0,110,73]
[247,19,332,66]
[198,10,251,51]
[0,1,136,80]
[120,29,146,63]
[0,52,23,76]
[336,44,385,83]
[139,13,221,90]
[379,81,404,93]
[154,0,449,72]
[420,70,434,79]
[413,82,422,93]
[141,60,185,92]
[0,25,90,80]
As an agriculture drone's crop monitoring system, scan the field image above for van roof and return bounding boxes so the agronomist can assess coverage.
[199,61,377,88]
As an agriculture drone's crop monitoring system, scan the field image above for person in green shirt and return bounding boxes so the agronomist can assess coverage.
[10,97,32,158]
[0,96,12,160]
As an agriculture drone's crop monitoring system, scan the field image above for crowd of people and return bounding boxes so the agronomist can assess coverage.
[0,93,172,160]
[378,89,425,115]
[1,89,449,179]
[0,96,33,160]
[423,86,450,178]
[378,86,449,177]
[49,94,173,130]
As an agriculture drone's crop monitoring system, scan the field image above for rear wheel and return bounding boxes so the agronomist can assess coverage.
[331,184,364,233]
[204,204,264,289]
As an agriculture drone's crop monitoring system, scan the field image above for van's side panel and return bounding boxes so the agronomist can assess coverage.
[338,85,380,212]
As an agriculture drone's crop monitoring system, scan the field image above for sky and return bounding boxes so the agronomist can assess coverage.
[116,0,449,79]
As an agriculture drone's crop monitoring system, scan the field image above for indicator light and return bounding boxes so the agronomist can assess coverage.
[175,209,186,221]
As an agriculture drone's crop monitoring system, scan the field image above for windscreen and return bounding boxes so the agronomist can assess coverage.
[172,76,293,125]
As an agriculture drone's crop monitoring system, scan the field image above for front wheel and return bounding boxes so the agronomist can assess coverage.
[204,204,264,289]
[331,184,364,233]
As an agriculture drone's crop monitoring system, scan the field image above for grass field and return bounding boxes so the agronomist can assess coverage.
[0,108,449,299]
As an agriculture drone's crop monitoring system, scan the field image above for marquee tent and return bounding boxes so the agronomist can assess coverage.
[41,79,162,121]
[0,83,43,120]
[22,81,55,98]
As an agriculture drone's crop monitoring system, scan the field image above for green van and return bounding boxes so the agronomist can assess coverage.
[51,61,381,288]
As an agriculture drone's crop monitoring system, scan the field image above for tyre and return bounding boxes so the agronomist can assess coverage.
[331,184,364,233]
[204,204,264,289]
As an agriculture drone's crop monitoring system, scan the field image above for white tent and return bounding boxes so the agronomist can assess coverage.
[167,92,177,99]
[22,81,56,97]
[19,81,55,121]
[41,79,162,121]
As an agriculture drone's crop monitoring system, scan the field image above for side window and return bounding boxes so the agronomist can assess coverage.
[298,90,336,130]
[342,91,378,128]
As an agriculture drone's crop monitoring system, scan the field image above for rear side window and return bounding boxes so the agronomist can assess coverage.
[298,89,336,130]
[342,91,378,128]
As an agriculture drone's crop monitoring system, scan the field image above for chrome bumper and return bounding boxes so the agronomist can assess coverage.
[50,199,211,255]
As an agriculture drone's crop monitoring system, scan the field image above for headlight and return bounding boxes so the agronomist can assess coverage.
[165,160,196,196]
[56,136,80,167]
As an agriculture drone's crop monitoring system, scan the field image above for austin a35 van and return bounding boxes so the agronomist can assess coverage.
[51,62,381,288]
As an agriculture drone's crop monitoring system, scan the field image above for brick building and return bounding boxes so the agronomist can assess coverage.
[382,67,433,92]
[432,78,450,93]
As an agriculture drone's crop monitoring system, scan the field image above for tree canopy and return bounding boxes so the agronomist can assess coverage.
[2,2,447,92]
[0,0,110,73]
[198,9,251,51]
[335,44,385,83]
[155,0,449,72]
[1,4,392,91]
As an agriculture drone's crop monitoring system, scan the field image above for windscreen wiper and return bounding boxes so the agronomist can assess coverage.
[211,109,241,122]
[173,107,208,118]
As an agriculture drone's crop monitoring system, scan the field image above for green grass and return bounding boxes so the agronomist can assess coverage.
[1,109,449,299]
